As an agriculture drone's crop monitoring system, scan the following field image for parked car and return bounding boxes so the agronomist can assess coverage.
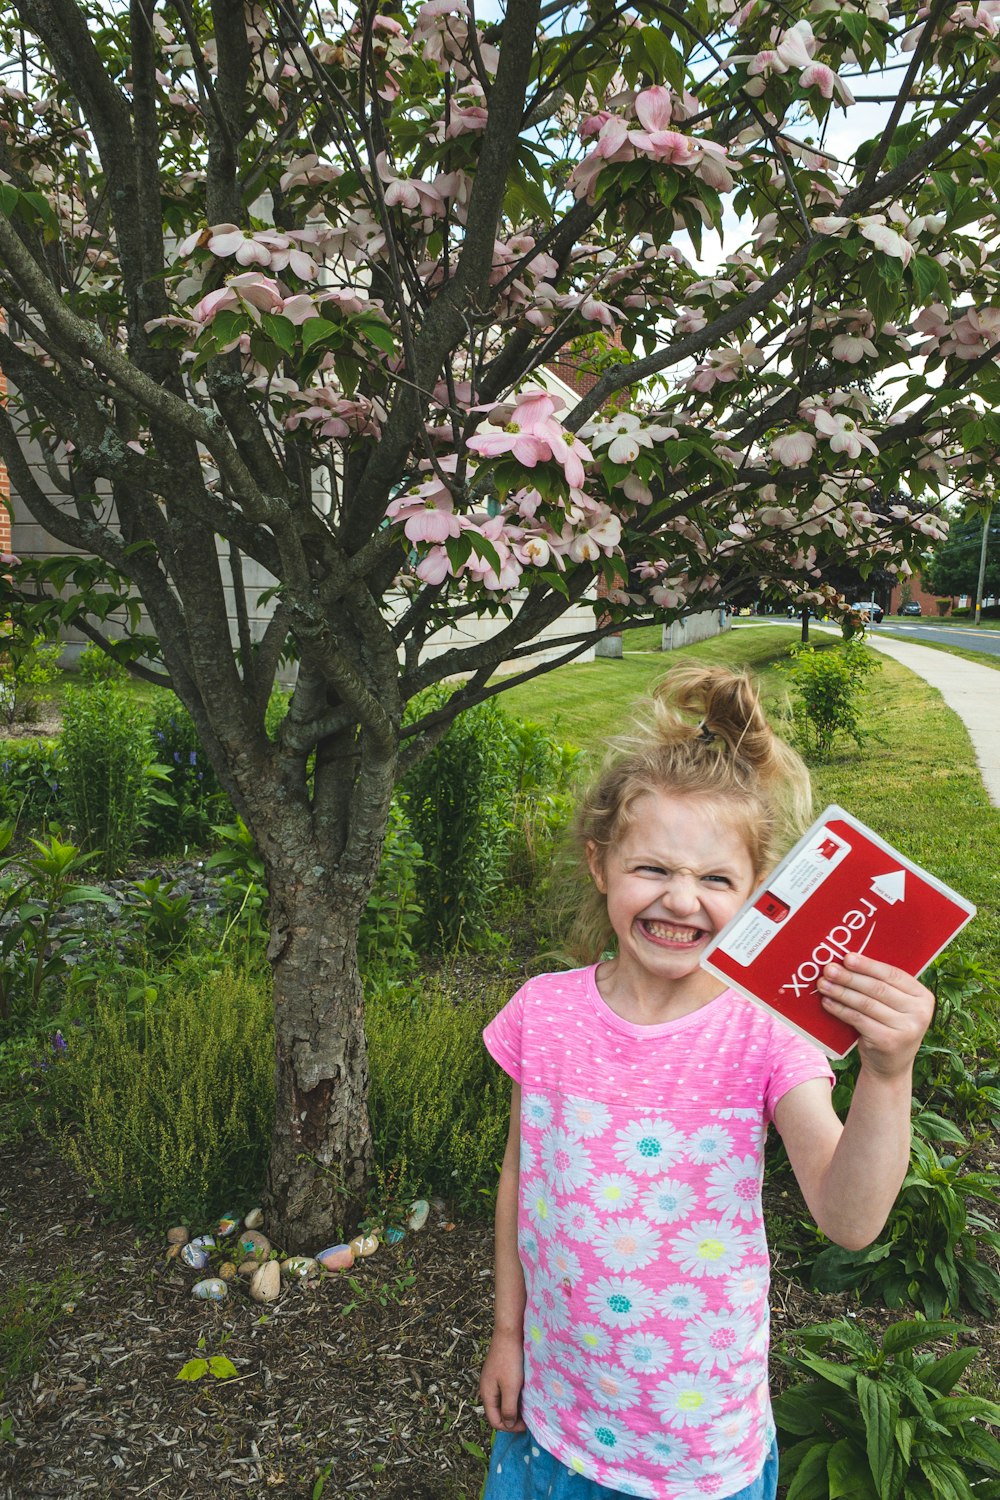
[898,601,922,616]
[853,600,884,623]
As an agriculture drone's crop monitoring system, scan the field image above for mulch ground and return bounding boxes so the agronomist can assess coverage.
[6,1135,997,1500]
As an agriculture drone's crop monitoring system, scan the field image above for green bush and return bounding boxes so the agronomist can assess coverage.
[401,691,517,949]
[58,683,155,876]
[49,964,274,1225]
[365,977,511,1211]
[144,690,230,854]
[810,1136,1000,1317]
[0,634,60,727]
[358,798,425,971]
[783,639,881,758]
[76,644,127,685]
[775,1316,1000,1498]
[0,738,60,829]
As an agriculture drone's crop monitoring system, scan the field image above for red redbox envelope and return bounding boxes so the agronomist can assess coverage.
[701,805,976,1058]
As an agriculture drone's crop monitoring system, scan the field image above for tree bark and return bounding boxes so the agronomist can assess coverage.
[263,857,376,1249]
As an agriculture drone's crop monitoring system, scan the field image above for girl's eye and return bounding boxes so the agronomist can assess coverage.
[638,864,670,876]
[703,874,732,886]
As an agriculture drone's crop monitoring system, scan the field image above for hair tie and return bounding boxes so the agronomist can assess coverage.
[695,722,716,743]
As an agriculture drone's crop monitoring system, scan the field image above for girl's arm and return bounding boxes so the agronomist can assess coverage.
[480,1082,528,1432]
[773,952,935,1251]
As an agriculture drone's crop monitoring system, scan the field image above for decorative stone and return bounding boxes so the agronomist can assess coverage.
[348,1234,379,1259]
[383,1226,406,1246]
[218,1261,237,1281]
[406,1199,430,1232]
[215,1213,239,1238]
[250,1260,281,1303]
[192,1278,228,1302]
[237,1260,257,1278]
[281,1256,318,1280]
[191,1234,216,1251]
[180,1243,209,1270]
[243,1208,264,1230]
[167,1226,189,1246]
[238,1230,271,1259]
[317,1244,354,1272]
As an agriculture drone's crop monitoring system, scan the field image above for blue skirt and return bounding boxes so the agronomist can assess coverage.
[482,1430,779,1500]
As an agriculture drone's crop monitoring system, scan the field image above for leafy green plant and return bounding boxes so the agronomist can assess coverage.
[365,977,510,1210]
[774,1316,1000,1499]
[783,639,881,758]
[0,823,111,1028]
[810,1137,1000,1317]
[205,815,269,952]
[503,718,582,897]
[125,876,196,958]
[144,691,230,854]
[0,631,60,727]
[400,691,517,949]
[57,683,156,876]
[358,798,424,972]
[0,738,61,830]
[76,643,127,685]
[176,1355,239,1382]
[49,964,275,1225]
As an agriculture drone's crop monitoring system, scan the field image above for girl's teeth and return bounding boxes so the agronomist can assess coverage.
[645,922,701,944]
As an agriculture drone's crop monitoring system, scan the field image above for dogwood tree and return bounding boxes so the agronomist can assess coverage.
[1,0,999,1240]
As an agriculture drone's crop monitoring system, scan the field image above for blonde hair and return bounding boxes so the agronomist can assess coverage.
[568,665,812,963]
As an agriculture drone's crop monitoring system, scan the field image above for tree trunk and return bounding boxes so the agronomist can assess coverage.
[263,867,375,1251]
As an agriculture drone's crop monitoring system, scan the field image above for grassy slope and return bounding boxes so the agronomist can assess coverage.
[500,626,1000,966]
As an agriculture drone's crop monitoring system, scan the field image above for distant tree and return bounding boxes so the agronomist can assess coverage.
[924,514,1000,599]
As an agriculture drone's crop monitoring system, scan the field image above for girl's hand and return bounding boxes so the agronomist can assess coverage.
[480,1328,527,1432]
[817,952,935,1078]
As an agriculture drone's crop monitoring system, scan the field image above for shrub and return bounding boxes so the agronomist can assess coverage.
[503,717,582,896]
[365,977,511,1211]
[76,644,127,685]
[775,1316,1000,1499]
[810,1136,1000,1317]
[358,798,425,971]
[49,963,274,1225]
[0,738,60,829]
[143,690,230,854]
[783,639,881,758]
[400,691,517,949]
[58,683,155,876]
[0,633,60,727]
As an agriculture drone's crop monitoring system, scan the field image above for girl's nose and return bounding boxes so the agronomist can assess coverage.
[660,871,701,915]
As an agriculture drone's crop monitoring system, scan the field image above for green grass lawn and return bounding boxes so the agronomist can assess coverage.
[501,626,1000,966]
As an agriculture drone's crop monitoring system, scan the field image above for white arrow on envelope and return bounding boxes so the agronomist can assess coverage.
[871,871,906,905]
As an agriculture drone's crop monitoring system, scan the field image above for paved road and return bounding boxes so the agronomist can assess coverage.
[873,620,1000,657]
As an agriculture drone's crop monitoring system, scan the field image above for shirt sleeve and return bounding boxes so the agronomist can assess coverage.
[483,982,528,1084]
[763,1018,835,1124]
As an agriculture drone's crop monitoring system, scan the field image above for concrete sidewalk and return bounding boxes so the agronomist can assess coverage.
[859,633,1000,808]
[748,622,1000,807]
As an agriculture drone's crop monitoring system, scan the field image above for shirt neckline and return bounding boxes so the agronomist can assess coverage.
[583,963,737,1039]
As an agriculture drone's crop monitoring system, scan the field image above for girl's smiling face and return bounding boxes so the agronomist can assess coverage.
[588,791,756,1014]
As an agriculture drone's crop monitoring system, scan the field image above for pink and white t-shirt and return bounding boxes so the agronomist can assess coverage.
[483,966,833,1500]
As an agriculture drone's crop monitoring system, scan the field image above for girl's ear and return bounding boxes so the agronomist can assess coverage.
[586,840,607,894]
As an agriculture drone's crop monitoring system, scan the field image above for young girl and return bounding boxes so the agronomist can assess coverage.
[479,666,934,1500]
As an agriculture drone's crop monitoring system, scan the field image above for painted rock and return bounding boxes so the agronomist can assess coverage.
[243,1208,264,1230]
[250,1260,281,1303]
[215,1213,239,1238]
[218,1262,237,1281]
[192,1278,228,1302]
[406,1199,430,1232]
[281,1256,318,1280]
[317,1244,354,1272]
[191,1235,216,1251]
[348,1234,379,1259]
[238,1230,271,1259]
[180,1243,209,1270]
[383,1226,406,1246]
[166,1226,189,1246]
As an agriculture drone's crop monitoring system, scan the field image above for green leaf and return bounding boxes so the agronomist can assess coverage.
[0,183,19,218]
[785,1439,833,1500]
[774,1387,828,1435]
[827,1437,875,1499]
[352,315,396,356]
[459,1438,488,1461]
[176,1358,209,1382]
[858,1375,896,1500]
[301,316,340,354]
[260,312,296,356]
[917,1454,975,1500]
[208,1355,238,1379]
[910,252,949,305]
[918,1346,981,1394]
[882,1320,965,1356]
